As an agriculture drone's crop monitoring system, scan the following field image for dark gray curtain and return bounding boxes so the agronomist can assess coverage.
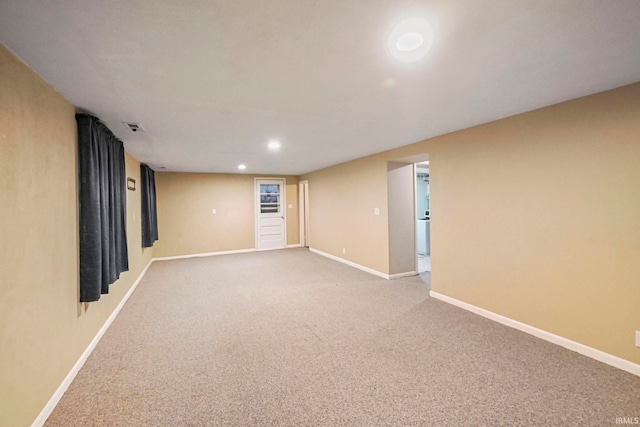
[140,164,159,248]
[77,114,129,302]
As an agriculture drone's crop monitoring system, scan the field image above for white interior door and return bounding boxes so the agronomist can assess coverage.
[256,179,286,250]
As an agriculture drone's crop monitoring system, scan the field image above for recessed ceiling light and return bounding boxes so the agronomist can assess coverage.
[388,18,434,63]
[396,32,424,51]
[238,164,247,170]
[268,140,281,150]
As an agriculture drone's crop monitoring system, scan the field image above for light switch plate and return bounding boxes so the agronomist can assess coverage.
[374,208,380,216]
[636,331,640,347]
[212,209,216,214]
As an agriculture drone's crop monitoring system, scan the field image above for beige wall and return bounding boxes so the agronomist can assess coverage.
[285,178,300,247]
[303,82,640,365]
[303,156,390,273]
[154,173,299,258]
[0,45,153,426]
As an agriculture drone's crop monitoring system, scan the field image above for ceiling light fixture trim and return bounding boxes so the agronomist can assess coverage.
[268,140,281,150]
[388,18,434,63]
[396,32,424,51]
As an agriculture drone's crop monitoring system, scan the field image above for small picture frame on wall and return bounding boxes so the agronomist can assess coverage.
[127,177,136,191]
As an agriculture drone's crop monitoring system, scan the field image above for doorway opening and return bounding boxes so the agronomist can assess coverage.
[415,161,431,273]
[385,157,430,280]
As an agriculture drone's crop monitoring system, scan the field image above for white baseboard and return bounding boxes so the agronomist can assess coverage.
[430,291,640,377]
[309,248,394,279]
[155,246,304,261]
[389,271,418,279]
[32,259,155,427]
[308,248,417,280]
[153,248,256,261]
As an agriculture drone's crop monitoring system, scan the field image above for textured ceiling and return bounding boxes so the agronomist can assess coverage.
[2,0,640,174]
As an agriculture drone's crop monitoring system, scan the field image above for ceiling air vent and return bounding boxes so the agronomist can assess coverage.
[123,122,145,133]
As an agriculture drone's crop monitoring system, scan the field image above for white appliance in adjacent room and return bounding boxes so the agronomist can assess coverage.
[417,217,430,255]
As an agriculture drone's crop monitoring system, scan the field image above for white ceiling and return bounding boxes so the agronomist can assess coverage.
[2,0,640,175]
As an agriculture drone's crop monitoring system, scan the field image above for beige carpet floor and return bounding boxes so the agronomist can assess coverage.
[46,248,640,426]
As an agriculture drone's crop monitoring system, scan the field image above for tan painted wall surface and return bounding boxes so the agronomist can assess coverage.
[426,83,640,365]
[302,156,390,274]
[303,82,640,365]
[154,173,299,258]
[0,45,153,426]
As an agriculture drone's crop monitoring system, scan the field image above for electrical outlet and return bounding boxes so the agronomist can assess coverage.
[342,248,346,254]
[636,331,640,347]
[374,207,380,216]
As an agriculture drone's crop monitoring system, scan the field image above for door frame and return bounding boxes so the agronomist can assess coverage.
[254,177,287,250]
